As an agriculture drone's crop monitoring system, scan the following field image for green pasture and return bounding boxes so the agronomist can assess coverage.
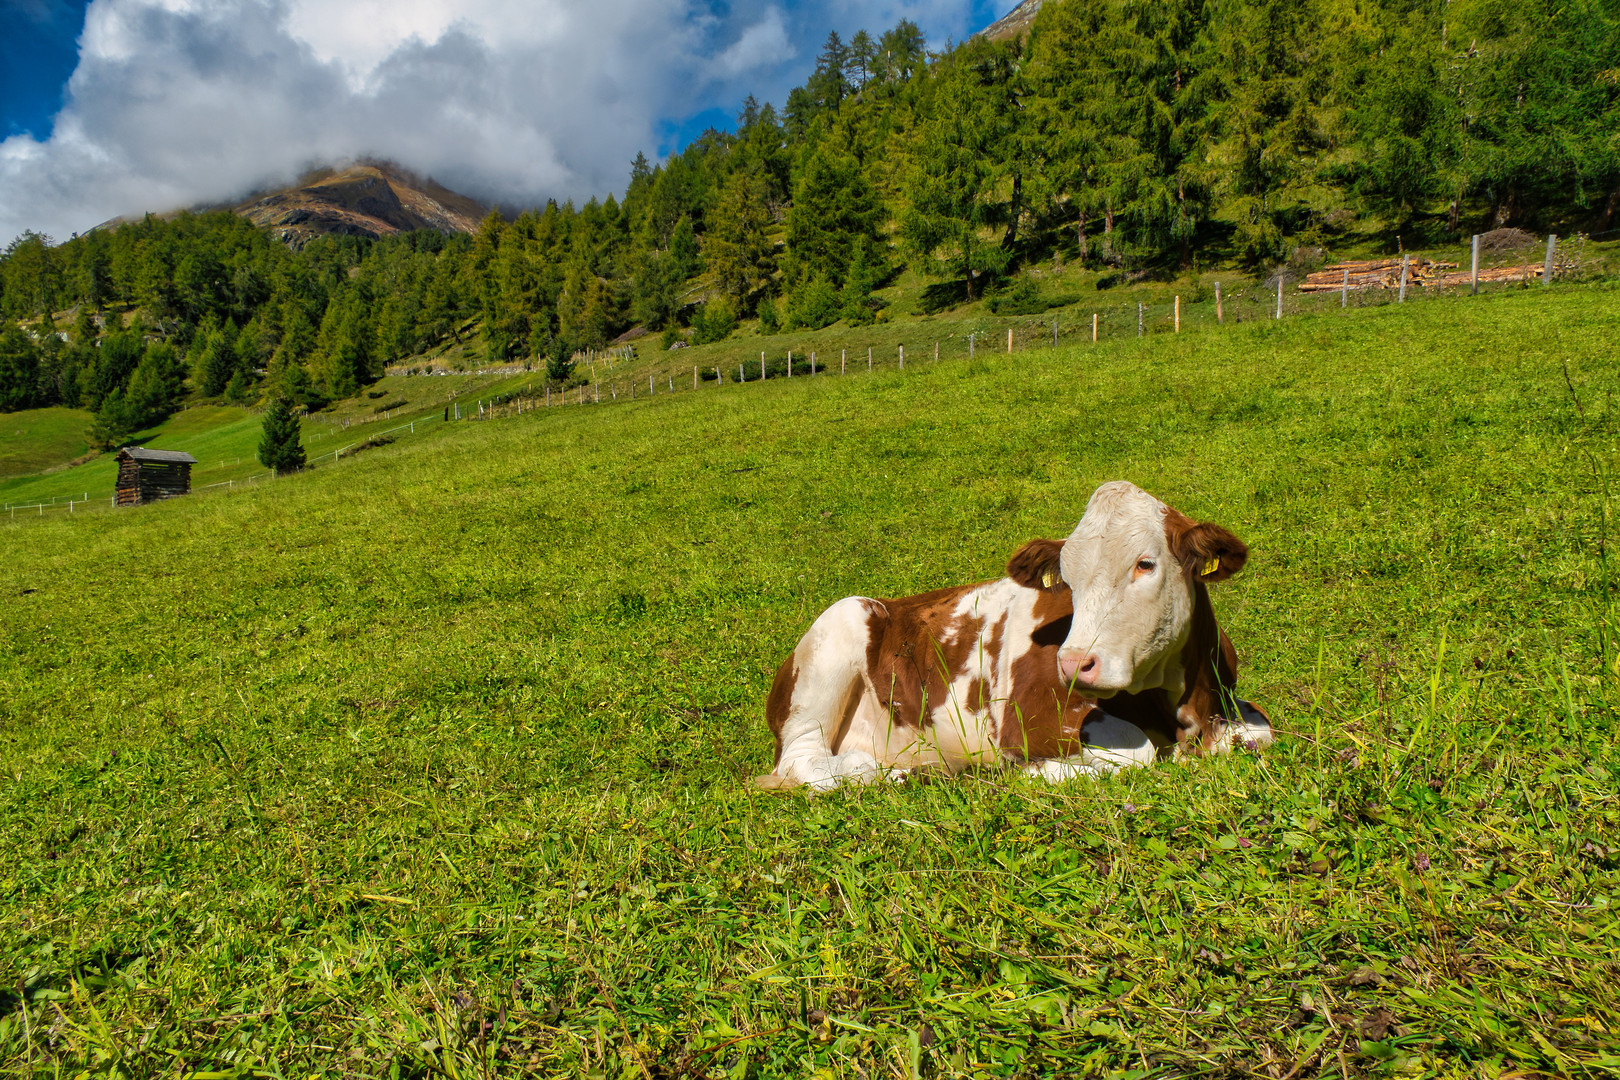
[0,407,93,481]
[0,373,534,509]
[3,284,1618,1077]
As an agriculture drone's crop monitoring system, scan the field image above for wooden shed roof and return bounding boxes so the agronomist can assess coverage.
[117,447,198,464]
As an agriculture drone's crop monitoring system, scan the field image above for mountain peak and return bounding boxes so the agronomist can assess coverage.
[980,0,1042,41]
[229,159,489,248]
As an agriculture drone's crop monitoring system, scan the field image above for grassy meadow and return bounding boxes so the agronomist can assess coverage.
[3,283,1619,1077]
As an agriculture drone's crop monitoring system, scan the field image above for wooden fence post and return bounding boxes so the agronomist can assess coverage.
[1471,234,1480,295]
[1275,277,1283,320]
[811,352,816,375]
[1341,268,1349,307]
[1051,320,1057,347]
[694,367,698,390]
[1007,328,1013,354]
[1174,296,1180,332]
[761,352,766,381]
[787,351,792,378]
[1092,314,1098,342]
[1544,234,1556,285]
[1215,282,1223,324]
[650,375,654,396]
[969,333,975,358]
[867,346,872,371]
[1399,254,1410,302]
[842,349,847,374]
[899,345,905,370]
[1138,303,1144,337]
[934,341,939,361]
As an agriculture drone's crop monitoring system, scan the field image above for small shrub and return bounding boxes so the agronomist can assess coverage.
[785,278,841,330]
[757,298,781,334]
[690,298,737,345]
[987,278,1079,315]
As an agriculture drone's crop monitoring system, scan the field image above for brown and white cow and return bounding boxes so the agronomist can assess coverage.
[758,481,1272,789]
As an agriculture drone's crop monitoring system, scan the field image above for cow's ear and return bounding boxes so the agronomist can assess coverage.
[1007,539,1066,591]
[1170,518,1249,584]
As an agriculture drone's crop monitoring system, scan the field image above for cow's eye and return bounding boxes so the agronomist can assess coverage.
[1135,559,1155,573]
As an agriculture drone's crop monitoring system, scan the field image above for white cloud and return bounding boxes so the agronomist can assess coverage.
[0,0,994,244]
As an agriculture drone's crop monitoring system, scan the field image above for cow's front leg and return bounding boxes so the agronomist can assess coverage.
[1206,699,1275,754]
[1024,713,1155,782]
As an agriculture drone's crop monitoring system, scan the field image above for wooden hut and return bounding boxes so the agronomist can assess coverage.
[115,447,197,506]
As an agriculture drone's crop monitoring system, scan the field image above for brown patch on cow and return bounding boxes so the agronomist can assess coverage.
[863,582,986,733]
[764,652,801,767]
[1162,507,1248,583]
[966,677,992,711]
[1005,538,1065,591]
[1001,587,1092,759]
[1156,505,1249,753]
[1170,579,1240,753]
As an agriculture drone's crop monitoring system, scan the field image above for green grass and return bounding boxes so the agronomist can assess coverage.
[0,407,93,481]
[4,284,1620,1077]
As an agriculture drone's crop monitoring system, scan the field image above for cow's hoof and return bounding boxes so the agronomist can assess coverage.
[1026,757,1102,783]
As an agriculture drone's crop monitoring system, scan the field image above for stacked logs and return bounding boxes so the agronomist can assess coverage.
[1299,257,1555,292]
[1297,258,1458,292]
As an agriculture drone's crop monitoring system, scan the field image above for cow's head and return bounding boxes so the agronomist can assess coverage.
[1008,481,1248,697]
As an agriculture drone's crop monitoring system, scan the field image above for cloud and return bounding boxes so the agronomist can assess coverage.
[0,0,995,244]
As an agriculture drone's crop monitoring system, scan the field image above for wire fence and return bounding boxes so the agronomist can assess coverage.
[454,242,1584,422]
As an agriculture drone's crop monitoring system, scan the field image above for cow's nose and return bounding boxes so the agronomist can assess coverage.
[1059,653,1101,686]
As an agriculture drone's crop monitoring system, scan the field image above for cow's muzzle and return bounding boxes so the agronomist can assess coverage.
[1058,652,1103,688]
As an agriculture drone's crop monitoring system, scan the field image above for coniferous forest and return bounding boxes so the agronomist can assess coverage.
[1,0,1616,433]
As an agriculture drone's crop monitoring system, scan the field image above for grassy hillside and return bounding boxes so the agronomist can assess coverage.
[0,407,92,480]
[3,285,1618,1076]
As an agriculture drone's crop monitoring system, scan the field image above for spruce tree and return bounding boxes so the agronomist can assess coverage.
[258,397,306,473]
[0,323,40,412]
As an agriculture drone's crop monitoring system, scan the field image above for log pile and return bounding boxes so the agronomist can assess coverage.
[1297,258,1458,292]
[1299,257,1557,292]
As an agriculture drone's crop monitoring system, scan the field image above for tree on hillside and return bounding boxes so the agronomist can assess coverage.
[786,144,886,287]
[0,324,40,411]
[900,57,1015,299]
[125,342,185,427]
[258,397,306,473]
[849,31,877,92]
[87,389,141,450]
[84,329,145,409]
[1209,0,1325,264]
[706,172,777,313]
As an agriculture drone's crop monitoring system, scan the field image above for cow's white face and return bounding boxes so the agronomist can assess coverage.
[1052,482,1246,697]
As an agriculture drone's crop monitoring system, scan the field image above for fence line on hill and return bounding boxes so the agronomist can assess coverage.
[452,233,1582,424]
[2,234,1591,523]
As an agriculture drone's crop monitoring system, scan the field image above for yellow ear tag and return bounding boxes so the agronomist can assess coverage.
[1041,570,1061,588]
[1200,556,1221,578]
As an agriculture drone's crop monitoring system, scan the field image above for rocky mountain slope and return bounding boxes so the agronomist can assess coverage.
[979,0,1042,41]
[227,160,489,248]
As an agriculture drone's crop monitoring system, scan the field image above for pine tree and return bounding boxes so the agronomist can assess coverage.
[87,388,140,450]
[0,324,40,411]
[257,397,306,473]
[786,145,885,287]
[706,173,777,313]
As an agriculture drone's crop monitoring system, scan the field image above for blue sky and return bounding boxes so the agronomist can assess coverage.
[0,0,1007,243]
[1,0,90,139]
